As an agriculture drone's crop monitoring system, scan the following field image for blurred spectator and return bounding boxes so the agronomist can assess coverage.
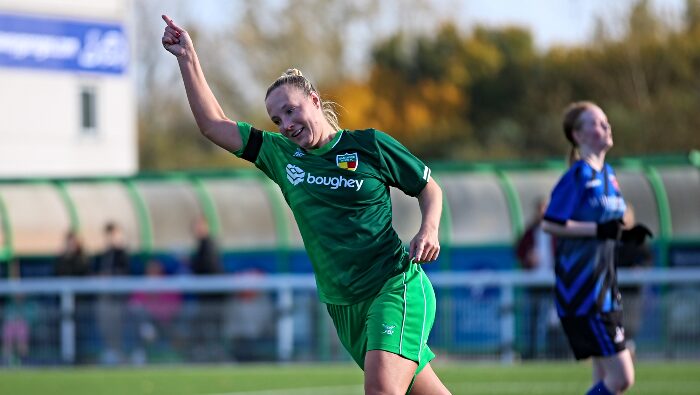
[618,204,653,356]
[190,216,222,275]
[55,230,91,362]
[93,221,129,276]
[516,197,555,271]
[2,294,39,366]
[182,216,225,361]
[55,230,90,277]
[127,259,182,364]
[222,269,275,361]
[2,261,39,366]
[94,221,130,364]
[515,197,563,359]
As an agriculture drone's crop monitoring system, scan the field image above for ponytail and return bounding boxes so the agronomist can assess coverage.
[562,101,596,167]
[567,146,580,167]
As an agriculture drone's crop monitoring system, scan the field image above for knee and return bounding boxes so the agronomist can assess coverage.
[620,374,635,392]
[608,372,634,393]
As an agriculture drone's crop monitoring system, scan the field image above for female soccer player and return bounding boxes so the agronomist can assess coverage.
[542,101,652,394]
[161,15,451,395]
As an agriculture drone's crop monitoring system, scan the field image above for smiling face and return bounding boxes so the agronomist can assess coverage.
[265,84,326,149]
[572,105,613,153]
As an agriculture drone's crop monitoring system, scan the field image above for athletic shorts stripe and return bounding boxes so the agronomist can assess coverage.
[590,316,613,354]
[399,272,407,354]
[418,268,427,364]
[326,264,436,373]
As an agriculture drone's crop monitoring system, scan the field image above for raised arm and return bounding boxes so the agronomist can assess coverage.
[543,218,652,245]
[541,219,596,238]
[410,177,442,263]
[161,14,242,153]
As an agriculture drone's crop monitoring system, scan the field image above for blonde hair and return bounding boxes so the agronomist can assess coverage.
[265,68,340,131]
[562,101,597,166]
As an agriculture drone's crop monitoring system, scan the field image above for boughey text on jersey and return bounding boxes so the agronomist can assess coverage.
[286,164,364,191]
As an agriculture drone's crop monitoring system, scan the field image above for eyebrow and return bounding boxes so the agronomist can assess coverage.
[271,102,291,116]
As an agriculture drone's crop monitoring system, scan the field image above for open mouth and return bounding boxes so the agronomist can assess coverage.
[291,127,303,138]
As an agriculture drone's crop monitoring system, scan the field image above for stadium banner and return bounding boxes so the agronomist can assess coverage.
[0,12,128,75]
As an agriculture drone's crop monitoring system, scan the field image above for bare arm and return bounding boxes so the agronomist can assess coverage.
[410,177,442,263]
[161,15,242,153]
[541,219,597,238]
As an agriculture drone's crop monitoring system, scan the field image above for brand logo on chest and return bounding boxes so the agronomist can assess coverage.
[285,163,364,191]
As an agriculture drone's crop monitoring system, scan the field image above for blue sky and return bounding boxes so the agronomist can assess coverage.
[186,0,686,50]
[453,0,686,48]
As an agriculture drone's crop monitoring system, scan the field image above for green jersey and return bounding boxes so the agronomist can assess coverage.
[234,122,431,304]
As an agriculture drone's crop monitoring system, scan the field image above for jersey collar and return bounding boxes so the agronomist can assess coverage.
[306,130,343,156]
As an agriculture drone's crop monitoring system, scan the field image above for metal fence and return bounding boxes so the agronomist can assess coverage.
[1,268,700,366]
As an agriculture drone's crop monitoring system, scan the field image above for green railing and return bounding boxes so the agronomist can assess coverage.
[0,151,698,267]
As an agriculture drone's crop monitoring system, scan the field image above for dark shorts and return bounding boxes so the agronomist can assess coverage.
[559,311,627,360]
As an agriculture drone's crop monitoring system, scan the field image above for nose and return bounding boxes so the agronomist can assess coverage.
[281,120,294,134]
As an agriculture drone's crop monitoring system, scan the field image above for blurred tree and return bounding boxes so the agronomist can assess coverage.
[686,0,700,31]
[135,0,439,169]
[134,0,239,170]
[136,0,699,169]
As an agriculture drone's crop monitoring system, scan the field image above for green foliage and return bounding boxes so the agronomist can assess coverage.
[138,0,700,169]
[359,0,700,161]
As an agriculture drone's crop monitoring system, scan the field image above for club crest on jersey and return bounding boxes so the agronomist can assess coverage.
[610,175,620,191]
[336,153,358,171]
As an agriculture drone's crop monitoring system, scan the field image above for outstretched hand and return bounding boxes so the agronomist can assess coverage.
[621,224,653,245]
[161,14,191,57]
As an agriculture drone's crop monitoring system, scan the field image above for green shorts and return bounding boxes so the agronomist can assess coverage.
[326,263,436,375]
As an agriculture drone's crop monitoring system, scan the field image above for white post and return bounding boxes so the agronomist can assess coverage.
[60,290,75,364]
[500,283,515,364]
[277,287,294,361]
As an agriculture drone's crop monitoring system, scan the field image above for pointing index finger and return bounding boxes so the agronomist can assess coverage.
[161,14,183,33]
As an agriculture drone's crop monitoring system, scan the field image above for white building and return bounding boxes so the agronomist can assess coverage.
[0,0,136,178]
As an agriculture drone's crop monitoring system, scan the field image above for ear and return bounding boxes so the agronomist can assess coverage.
[309,91,321,109]
[571,129,582,145]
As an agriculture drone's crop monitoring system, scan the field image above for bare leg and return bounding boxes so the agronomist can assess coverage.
[592,357,605,385]
[410,363,452,395]
[364,350,417,395]
[593,349,635,393]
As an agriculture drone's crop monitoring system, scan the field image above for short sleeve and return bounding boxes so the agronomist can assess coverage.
[232,122,258,161]
[544,164,585,224]
[231,121,279,182]
[375,130,430,197]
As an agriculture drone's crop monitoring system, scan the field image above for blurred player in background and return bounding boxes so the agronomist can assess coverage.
[542,101,652,394]
[161,15,450,395]
[515,196,557,359]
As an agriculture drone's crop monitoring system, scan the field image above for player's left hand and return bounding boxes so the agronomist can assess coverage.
[409,228,440,263]
[621,224,653,245]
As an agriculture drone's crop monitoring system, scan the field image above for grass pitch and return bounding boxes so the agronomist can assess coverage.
[0,361,698,395]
